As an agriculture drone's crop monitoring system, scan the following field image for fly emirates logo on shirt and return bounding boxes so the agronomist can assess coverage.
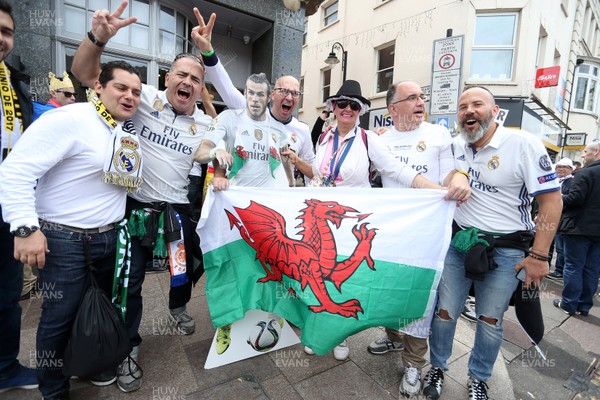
[138,124,194,155]
[395,155,428,174]
[467,168,498,193]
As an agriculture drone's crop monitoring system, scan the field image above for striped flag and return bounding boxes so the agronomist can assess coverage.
[198,187,454,355]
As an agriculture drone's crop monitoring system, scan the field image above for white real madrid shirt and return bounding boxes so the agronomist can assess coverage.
[0,103,126,230]
[130,58,246,204]
[204,109,289,187]
[131,84,244,204]
[278,115,315,186]
[453,125,560,234]
[379,122,454,188]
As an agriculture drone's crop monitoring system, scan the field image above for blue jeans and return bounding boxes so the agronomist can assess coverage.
[429,245,524,382]
[554,234,565,275]
[36,226,116,398]
[0,206,23,380]
[561,235,600,314]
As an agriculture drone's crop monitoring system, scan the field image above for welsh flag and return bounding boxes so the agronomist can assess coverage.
[197,187,455,355]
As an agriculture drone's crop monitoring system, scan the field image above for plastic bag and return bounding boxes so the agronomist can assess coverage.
[62,274,131,377]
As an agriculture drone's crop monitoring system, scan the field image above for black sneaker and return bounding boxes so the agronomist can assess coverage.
[553,299,575,316]
[422,367,444,399]
[547,271,563,280]
[89,369,116,386]
[467,377,489,400]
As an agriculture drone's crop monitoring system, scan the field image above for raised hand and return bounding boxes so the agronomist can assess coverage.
[191,7,216,54]
[91,0,137,43]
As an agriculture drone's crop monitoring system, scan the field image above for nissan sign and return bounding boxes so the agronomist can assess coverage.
[535,66,560,88]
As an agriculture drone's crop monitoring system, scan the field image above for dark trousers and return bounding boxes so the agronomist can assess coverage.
[125,199,202,347]
[0,206,22,381]
[36,226,116,398]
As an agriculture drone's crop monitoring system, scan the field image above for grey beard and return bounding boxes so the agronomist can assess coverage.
[460,118,490,144]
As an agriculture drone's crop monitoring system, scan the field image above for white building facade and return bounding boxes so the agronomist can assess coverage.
[300,0,600,161]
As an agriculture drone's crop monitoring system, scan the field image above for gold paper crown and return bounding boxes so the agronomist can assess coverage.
[48,71,74,91]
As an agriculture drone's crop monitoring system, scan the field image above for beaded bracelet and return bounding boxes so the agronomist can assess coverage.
[528,252,550,262]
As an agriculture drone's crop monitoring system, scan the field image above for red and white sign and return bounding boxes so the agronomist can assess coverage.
[535,66,560,88]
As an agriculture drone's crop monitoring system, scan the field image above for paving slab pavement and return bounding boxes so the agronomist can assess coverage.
[5,271,598,400]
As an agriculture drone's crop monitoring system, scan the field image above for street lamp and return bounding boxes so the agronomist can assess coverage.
[324,42,347,82]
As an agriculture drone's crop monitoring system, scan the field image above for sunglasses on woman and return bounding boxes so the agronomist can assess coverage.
[56,90,77,99]
[335,99,361,111]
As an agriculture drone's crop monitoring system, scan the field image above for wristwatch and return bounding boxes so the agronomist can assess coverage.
[12,226,39,238]
[87,30,106,47]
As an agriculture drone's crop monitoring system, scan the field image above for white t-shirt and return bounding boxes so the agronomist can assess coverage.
[0,103,126,230]
[453,126,560,234]
[313,127,419,188]
[204,109,289,187]
[130,61,246,204]
[380,122,454,188]
[279,115,315,186]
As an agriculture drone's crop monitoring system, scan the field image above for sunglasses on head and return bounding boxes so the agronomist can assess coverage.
[335,99,361,111]
[56,90,76,99]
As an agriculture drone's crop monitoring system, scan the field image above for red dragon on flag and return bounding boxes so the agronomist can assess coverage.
[225,199,377,319]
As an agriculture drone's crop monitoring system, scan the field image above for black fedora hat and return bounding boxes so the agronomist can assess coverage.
[326,80,371,107]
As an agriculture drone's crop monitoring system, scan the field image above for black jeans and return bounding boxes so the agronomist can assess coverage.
[125,199,201,346]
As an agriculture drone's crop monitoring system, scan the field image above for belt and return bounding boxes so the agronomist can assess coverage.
[40,220,117,234]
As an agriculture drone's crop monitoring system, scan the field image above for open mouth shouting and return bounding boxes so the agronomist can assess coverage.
[177,87,191,101]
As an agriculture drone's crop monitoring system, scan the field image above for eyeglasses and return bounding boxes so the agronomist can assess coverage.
[273,88,302,98]
[334,99,362,111]
[56,90,77,99]
[391,94,426,105]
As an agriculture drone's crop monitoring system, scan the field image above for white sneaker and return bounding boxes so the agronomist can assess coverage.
[399,365,422,397]
[333,340,349,361]
[303,346,315,355]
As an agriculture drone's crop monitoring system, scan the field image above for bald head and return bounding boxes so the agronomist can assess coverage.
[271,75,301,122]
[386,81,426,131]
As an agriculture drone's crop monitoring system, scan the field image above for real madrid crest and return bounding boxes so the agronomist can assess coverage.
[416,140,426,152]
[254,129,263,141]
[152,98,164,112]
[189,123,197,135]
[291,132,298,143]
[114,137,141,174]
[271,133,278,144]
[488,155,500,170]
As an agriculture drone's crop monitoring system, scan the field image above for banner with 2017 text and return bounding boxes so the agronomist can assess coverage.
[197,187,455,355]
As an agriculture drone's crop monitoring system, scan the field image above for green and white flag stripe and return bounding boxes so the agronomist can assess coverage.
[198,187,454,355]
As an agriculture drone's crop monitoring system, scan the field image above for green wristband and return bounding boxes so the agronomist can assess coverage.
[200,49,215,57]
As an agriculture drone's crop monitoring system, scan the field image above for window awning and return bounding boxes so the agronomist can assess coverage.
[525,93,571,131]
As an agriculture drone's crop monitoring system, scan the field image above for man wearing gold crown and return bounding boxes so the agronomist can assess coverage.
[32,71,77,121]
[47,72,76,108]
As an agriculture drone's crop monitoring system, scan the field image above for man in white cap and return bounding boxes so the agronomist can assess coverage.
[548,157,575,280]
